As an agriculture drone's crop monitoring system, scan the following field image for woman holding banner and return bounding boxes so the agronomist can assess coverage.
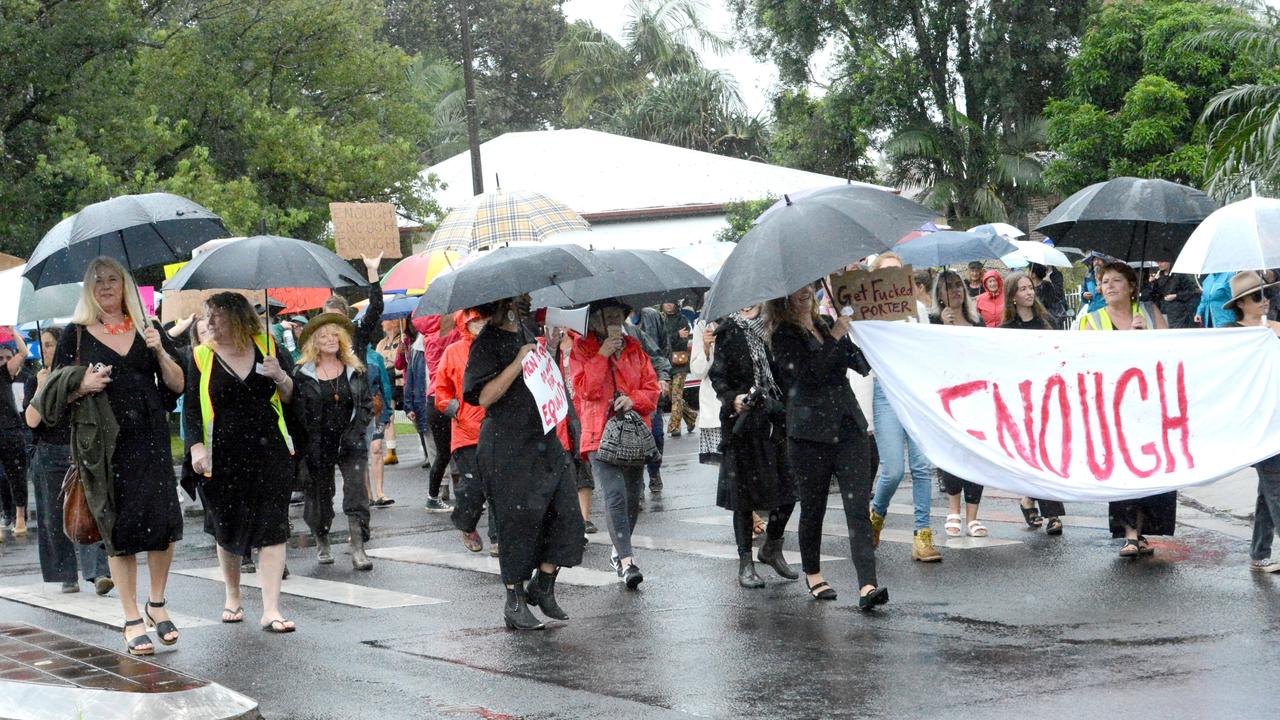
[463,294,584,630]
[1078,261,1172,557]
[930,270,990,538]
[769,284,887,609]
[1000,271,1067,535]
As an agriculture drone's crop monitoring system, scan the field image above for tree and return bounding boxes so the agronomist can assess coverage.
[767,90,876,181]
[1043,0,1262,195]
[545,0,767,159]
[732,0,1089,219]
[0,0,441,257]
[715,196,776,242]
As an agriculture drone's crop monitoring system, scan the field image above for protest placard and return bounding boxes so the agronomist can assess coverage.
[828,266,915,322]
[330,202,402,260]
[161,288,258,323]
[521,339,569,434]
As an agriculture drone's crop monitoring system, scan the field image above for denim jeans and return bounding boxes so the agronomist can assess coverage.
[869,381,934,531]
[589,452,643,560]
[1252,469,1280,561]
[647,408,664,479]
[30,444,110,583]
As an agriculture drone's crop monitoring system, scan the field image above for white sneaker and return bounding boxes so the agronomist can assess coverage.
[1250,559,1280,573]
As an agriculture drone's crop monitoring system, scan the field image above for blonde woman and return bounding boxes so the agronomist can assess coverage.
[186,293,296,632]
[47,256,184,656]
[291,314,374,571]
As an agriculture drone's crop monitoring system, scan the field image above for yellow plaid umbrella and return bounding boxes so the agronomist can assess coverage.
[425,189,589,253]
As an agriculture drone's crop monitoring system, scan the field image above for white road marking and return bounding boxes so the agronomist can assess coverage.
[585,534,841,563]
[172,568,446,609]
[681,515,1023,548]
[0,583,218,629]
[366,546,619,587]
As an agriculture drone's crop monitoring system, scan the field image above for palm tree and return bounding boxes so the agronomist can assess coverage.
[886,109,1046,227]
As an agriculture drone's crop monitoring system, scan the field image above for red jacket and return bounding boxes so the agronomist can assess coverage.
[569,333,659,459]
[433,312,485,451]
[976,269,1005,328]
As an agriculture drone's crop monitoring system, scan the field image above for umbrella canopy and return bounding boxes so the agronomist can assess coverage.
[414,244,607,317]
[968,222,1026,239]
[24,192,228,288]
[0,265,83,325]
[894,230,1019,267]
[662,241,736,280]
[530,249,711,308]
[268,287,332,314]
[162,235,367,292]
[424,189,590,253]
[1172,196,1280,274]
[702,186,937,320]
[1034,177,1219,262]
[1000,240,1073,269]
[381,250,463,294]
[355,294,418,321]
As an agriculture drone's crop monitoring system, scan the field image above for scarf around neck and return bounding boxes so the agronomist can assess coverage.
[729,312,779,399]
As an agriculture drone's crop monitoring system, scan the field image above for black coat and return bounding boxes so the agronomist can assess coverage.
[770,317,871,443]
[290,363,374,473]
[1150,273,1200,328]
[707,321,792,511]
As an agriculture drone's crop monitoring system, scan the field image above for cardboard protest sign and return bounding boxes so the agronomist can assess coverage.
[161,288,258,324]
[521,338,569,434]
[330,202,402,260]
[828,266,916,322]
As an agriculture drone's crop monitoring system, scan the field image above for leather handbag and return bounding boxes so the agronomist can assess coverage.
[594,362,660,467]
[61,325,101,545]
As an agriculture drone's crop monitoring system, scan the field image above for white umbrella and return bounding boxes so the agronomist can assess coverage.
[969,222,1026,238]
[1000,240,1072,269]
[663,241,736,280]
[0,265,83,326]
[1172,196,1280,274]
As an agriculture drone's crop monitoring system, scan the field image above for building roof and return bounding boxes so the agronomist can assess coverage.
[418,129,890,221]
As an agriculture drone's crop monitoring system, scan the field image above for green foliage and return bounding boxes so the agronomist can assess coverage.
[715,196,777,243]
[1045,0,1262,195]
[768,90,875,181]
[0,0,442,258]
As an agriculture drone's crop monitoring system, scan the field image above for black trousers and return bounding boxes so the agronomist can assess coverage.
[941,470,984,505]
[1031,498,1066,517]
[733,504,794,557]
[450,446,496,543]
[425,397,452,497]
[790,436,877,588]
[0,429,28,520]
[303,453,371,541]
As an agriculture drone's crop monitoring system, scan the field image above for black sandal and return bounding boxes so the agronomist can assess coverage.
[144,599,179,646]
[1137,535,1155,556]
[805,578,837,601]
[1119,539,1140,558]
[1019,501,1043,528]
[123,618,154,656]
[261,618,296,634]
[859,586,889,611]
[1045,517,1064,536]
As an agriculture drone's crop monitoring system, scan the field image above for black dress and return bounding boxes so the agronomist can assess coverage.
[463,324,584,585]
[183,346,294,555]
[54,324,182,556]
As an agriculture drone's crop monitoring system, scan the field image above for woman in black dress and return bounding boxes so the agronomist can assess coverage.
[53,256,185,656]
[186,293,296,632]
[463,294,584,631]
[708,304,796,588]
[769,284,887,610]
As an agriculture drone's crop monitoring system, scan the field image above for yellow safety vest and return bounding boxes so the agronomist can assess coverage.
[193,334,293,473]
[1078,302,1157,332]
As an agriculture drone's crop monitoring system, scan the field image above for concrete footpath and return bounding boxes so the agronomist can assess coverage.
[1181,466,1260,520]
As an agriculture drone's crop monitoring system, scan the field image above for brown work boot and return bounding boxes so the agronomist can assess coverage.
[383,449,399,466]
[870,509,885,549]
[912,528,942,562]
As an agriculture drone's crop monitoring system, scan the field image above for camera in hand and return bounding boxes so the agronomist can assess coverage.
[732,385,765,435]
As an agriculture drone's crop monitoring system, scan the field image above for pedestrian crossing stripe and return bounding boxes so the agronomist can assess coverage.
[0,583,218,629]
[171,568,446,609]
[584,534,843,563]
[680,515,1022,549]
[365,547,619,586]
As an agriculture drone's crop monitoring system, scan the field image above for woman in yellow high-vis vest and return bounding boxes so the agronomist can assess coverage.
[186,293,297,633]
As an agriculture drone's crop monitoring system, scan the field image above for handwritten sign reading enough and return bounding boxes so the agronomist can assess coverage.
[521,339,569,434]
[330,202,402,260]
[828,266,915,322]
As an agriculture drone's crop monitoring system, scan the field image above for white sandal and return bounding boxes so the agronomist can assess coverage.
[944,514,963,537]
[967,520,988,537]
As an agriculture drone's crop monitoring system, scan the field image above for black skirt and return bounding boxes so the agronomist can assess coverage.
[1109,492,1177,538]
[715,418,795,512]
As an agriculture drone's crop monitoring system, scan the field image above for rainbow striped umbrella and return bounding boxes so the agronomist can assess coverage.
[380,250,462,295]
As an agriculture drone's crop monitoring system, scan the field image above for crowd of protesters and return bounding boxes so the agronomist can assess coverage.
[9,244,1280,646]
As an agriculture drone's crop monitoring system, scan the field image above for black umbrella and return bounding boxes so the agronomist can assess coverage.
[701,185,938,320]
[162,235,368,293]
[1034,177,1220,263]
[414,244,607,317]
[529,249,711,309]
[24,193,228,288]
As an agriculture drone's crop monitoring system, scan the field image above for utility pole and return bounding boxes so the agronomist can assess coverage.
[460,0,484,196]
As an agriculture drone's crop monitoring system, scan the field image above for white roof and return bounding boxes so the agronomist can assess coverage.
[418,129,890,217]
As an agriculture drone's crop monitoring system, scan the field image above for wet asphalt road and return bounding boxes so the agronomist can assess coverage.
[1,433,1278,719]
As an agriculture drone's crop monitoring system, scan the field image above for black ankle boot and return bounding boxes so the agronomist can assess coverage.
[738,554,765,588]
[504,586,544,630]
[757,538,799,580]
[525,569,568,620]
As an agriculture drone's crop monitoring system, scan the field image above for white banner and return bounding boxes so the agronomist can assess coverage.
[851,322,1280,502]
[521,338,569,435]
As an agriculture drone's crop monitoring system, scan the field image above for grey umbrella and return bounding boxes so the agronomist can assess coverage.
[1034,177,1219,263]
[414,244,607,317]
[701,185,938,320]
[163,235,368,292]
[894,230,1019,267]
[24,192,228,288]
[529,249,711,309]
